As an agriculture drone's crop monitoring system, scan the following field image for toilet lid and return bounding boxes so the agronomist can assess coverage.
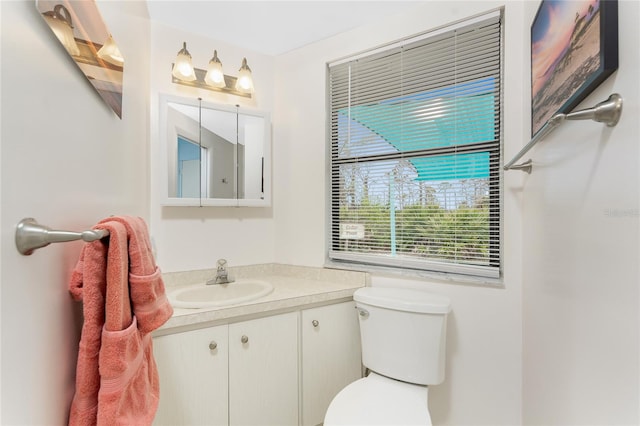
[324,373,431,426]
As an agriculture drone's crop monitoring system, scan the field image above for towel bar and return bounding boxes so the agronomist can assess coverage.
[504,93,623,173]
[15,218,109,256]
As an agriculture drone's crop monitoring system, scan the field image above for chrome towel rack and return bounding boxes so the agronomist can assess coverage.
[504,93,623,173]
[15,218,109,256]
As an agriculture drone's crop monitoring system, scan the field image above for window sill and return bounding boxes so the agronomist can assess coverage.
[324,259,504,288]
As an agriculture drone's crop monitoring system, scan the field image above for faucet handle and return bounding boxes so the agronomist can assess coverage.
[217,258,228,269]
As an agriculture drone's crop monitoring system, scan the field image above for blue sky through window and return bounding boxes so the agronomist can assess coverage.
[338,77,495,182]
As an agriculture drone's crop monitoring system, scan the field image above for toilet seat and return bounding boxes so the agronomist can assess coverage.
[324,372,431,426]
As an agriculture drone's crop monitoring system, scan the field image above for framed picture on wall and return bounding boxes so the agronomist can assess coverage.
[531,0,618,137]
[36,0,124,118]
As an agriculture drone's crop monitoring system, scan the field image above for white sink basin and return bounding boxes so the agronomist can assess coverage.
[169,279,273,309]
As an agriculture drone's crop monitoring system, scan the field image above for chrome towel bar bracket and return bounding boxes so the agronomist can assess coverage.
[504,93,623,173]
[15,218,109,256]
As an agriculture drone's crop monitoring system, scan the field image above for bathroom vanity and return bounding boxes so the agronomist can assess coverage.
[152,264,366,426]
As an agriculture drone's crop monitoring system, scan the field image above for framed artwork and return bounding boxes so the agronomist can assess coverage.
[531,0,618,137]
[36,0,124,118]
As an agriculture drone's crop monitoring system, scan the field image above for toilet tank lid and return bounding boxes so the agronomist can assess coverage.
[354,287,451,314]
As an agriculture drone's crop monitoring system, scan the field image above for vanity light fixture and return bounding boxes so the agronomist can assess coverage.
[41,4,80,56]
[171,42,254,98]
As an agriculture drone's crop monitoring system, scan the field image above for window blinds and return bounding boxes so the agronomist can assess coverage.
[328,10,502,278]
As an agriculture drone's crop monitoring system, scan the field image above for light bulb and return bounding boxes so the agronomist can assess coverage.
[205,50,226,88]
[172,42,196,82]
[235,58,253,93]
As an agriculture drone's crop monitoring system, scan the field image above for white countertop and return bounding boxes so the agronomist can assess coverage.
[156,264,368,334]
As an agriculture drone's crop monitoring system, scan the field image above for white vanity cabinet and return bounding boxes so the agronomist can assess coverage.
[229,312,299,425]
[153,301,362,426]
[300,301,362,426]
[153,312,298,426]
[153,324,229,425]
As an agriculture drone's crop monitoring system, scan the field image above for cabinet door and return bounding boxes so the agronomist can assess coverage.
[229,312,299,426]
[301,301,362,426]
[153,326,229,426]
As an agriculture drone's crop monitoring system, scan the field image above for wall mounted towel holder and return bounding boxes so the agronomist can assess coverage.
[15,218,109,256]
[504,93,623,173]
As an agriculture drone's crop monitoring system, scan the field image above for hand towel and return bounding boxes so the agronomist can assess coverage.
[68,216,173,426]
[98,216,172,333]
[68,234,109,425]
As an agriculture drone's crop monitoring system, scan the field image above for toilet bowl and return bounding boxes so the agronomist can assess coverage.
[324,372,430,426]
[324,287,451,426]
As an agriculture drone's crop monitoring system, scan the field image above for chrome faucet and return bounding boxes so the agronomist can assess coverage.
[206,258,234,285]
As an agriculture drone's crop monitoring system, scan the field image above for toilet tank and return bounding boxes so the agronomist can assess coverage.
[354,287,451,386]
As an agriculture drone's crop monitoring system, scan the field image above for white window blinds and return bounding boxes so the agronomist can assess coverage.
[328,10,502,279]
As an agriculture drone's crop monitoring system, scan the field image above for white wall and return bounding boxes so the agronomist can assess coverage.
[0,1,150,423]
[521,1,640,424]
[3,1,639,424]
[149,21,277,272]
[273,2,524,424]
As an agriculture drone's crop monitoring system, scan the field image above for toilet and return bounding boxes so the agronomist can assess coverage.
[324,286,451,426]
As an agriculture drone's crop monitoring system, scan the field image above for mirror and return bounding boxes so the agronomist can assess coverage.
[159,95,271,207]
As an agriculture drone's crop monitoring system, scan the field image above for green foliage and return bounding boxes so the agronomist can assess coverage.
[338,196,490,265]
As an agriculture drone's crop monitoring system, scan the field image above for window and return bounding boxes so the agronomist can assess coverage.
[328,10,503,279]
[177,136,209,198]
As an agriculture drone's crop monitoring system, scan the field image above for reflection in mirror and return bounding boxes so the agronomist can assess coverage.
[177,136,207,198]
[200,106,242,199]
[237,113,268,200]
[160,95,271,207]
[36,0,124,118]
[168,102,237,199]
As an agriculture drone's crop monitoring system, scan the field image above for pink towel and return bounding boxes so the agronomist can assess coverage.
[68,216,173,426]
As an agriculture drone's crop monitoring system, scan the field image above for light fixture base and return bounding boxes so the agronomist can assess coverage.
[171,65,252,98]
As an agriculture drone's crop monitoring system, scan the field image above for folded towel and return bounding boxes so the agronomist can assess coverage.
[99,216,172,333]
[97,318,159,426]
[69,216,173,426]
[68,235,108,425]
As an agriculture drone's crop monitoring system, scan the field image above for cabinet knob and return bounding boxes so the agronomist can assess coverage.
[355,307,369,318]
[209,341,218,350]
[241,335,249,344]
[312,320,319,327]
